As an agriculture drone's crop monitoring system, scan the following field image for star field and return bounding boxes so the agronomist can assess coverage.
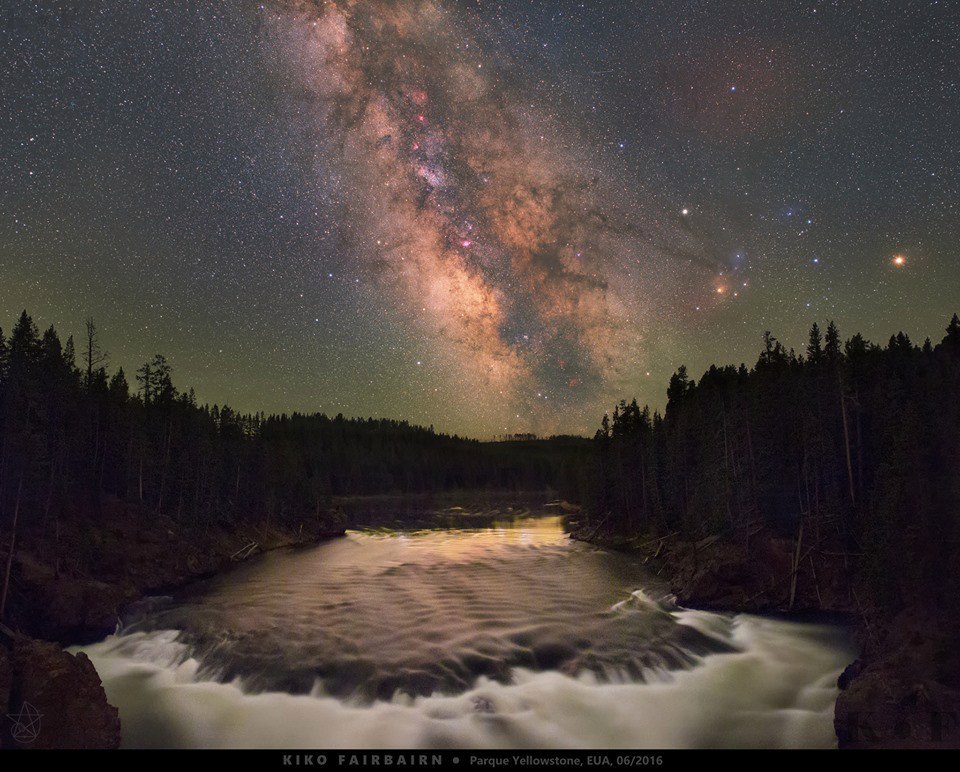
[2,0,958,437]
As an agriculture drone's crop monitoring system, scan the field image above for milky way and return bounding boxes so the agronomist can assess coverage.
[2,0,957,437]
[264,0,715,430]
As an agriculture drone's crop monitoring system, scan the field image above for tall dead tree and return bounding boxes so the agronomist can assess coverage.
[83,318,108,390]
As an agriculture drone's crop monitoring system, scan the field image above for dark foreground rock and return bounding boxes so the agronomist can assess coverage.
[0,496,346,748]
[0,635,120,749]
[834,608,960,748]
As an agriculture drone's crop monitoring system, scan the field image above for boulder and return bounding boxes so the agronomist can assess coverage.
[6,636,120,749]
[835,607,960,748]
[835,665,960,748]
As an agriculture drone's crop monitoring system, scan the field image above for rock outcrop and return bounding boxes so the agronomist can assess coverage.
[0,496,346,749]
[834,608,960,748]
[1,635,120,749]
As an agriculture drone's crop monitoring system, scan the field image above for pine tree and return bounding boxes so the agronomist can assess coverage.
[825,321,841,363]
[136,361,153,404]
[666,365,691,406]
[148,354,175,404]
[108,368,129,401]
[945,314,960,352]
[807,322,824,363]
[91,367,109,394]
[63,335,78,372]
[845,333,868,360]
[40,325,63,362]
[8,310,39,371]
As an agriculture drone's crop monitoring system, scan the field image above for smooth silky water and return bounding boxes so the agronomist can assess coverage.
[76,516,853,748]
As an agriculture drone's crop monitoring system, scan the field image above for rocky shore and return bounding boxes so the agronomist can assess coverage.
[570,524,960,749]
[0,634,121,749]
[5,497,956,750]
[0,497,346,749]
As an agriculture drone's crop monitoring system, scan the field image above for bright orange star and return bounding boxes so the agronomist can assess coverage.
[893,254,906,266]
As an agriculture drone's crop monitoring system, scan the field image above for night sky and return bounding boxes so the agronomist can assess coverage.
[2,1,958,437]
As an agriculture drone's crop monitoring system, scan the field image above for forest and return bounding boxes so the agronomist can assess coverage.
[4,306,959,624]
[0,310,584,575]
[584,315,960,615]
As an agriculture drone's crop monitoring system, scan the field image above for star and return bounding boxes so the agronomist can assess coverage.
[0,0,954,438]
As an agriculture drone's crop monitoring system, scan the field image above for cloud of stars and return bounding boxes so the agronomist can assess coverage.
[1,0,957,437]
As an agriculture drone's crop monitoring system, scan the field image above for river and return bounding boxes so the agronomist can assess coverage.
[77,516,853,748]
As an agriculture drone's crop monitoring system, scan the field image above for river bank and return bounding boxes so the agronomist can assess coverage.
[6,496,948,749]
[0,496,347,749]
[569,522,960,748]
[79,516,850,749]
[1,492,561,748]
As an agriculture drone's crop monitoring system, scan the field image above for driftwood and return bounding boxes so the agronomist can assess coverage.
[230,541,259,561]
[789,521,804,611]
[633,531,679,553]
[813,549,863,558]
[545,500,582,513]
[695,533,721,551]
[578,513,612,543]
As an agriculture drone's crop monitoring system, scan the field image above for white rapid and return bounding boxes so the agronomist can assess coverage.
[76,517,852,749]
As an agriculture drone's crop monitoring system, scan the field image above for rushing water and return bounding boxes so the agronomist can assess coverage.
[78,517,853,748]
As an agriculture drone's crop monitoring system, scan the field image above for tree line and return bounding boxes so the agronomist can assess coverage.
[586,315,960,612]
[0,311,583,562]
